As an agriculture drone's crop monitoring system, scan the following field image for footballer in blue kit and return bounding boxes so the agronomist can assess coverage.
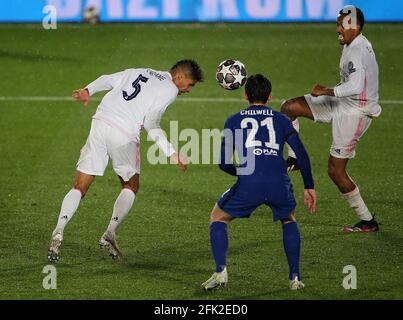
[202,74,317,291]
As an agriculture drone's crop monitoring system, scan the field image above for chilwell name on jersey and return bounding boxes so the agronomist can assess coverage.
[239,109,274,116]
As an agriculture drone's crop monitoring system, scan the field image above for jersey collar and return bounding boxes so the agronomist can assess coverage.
[248,104,268,109]
[347,33,363,49]
[165,71,173,80]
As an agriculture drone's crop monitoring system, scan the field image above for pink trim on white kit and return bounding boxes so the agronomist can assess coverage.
[359,77,367,109]
[347,118,366,153]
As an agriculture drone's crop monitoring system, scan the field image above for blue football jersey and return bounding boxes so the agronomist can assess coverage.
[220,105,314,189]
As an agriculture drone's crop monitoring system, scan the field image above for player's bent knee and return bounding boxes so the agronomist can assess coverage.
[281,214,296,225]
[281,96,311,120]
[281,98,304,120]
[280,99,293,115]
[121,174,140,193]
[73,172,94,198]
[210,216,231,224]
[210,206,232,223]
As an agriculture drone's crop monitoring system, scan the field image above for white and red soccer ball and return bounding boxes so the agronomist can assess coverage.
[216,59,247,90]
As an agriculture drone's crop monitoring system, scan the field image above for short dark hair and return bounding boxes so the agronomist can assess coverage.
[245,74,272,104]
[170,59,204,82]
[339,6,365,31]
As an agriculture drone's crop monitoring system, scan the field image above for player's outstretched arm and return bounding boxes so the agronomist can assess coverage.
[72,88,90,106]
[144,107,186,172]
[304,189,316,214]
[85,70,127,97]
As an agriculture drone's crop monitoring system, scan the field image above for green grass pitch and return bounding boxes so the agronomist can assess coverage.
[0,23,402,300]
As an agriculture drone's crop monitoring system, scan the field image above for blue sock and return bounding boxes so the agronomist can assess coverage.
[282,222,301,280]
[210,221,228,272]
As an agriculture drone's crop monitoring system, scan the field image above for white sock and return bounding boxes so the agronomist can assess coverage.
[106,188,135,234]
[342,186,373,221]
[287,119,300,158]
[55,189,82,234]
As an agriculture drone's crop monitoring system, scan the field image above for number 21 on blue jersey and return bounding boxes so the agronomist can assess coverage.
[240,117,279,150]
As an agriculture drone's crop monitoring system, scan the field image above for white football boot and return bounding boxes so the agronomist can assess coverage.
[289,276,305,290]
[48,229,63,263]
[99,230,123,260]
[201,267,228,290]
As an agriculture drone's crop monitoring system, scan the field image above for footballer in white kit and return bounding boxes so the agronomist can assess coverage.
[78,68,179,180]
[281,6,381,232]
[48,60,203,262]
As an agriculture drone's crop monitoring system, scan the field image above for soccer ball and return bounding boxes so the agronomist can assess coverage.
[216,59,247,90]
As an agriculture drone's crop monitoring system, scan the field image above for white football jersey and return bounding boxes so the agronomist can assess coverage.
[86,68,179,156]
[334,34,382,117]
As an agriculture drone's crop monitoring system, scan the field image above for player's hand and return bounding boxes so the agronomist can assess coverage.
[311,84,335,97]
[304,189,316,214]
[170,152,188,172]
[311,84,326,97]
[72,88,90,106]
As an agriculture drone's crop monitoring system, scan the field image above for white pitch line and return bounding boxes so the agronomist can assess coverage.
[0,96,256,103]
[0,96,75,101]
[0,96,402,105]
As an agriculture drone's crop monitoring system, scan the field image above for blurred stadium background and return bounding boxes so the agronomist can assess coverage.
[1,0,403,23]
[0,0,402,300]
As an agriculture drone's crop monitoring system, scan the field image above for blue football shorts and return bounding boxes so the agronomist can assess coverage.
[217,180,297,221]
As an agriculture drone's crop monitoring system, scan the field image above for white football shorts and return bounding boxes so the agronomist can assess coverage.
[304,94,372,159]
[76,119,140,181]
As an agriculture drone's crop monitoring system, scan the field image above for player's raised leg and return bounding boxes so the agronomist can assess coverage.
[280,212,305,290]
[201,204,233,290]
[281,97,314,172]
[99,174,139,259]
[48,171,95,262]
[327,156,379,232]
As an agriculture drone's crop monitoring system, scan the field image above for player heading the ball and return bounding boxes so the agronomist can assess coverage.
[48,60,203,263]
